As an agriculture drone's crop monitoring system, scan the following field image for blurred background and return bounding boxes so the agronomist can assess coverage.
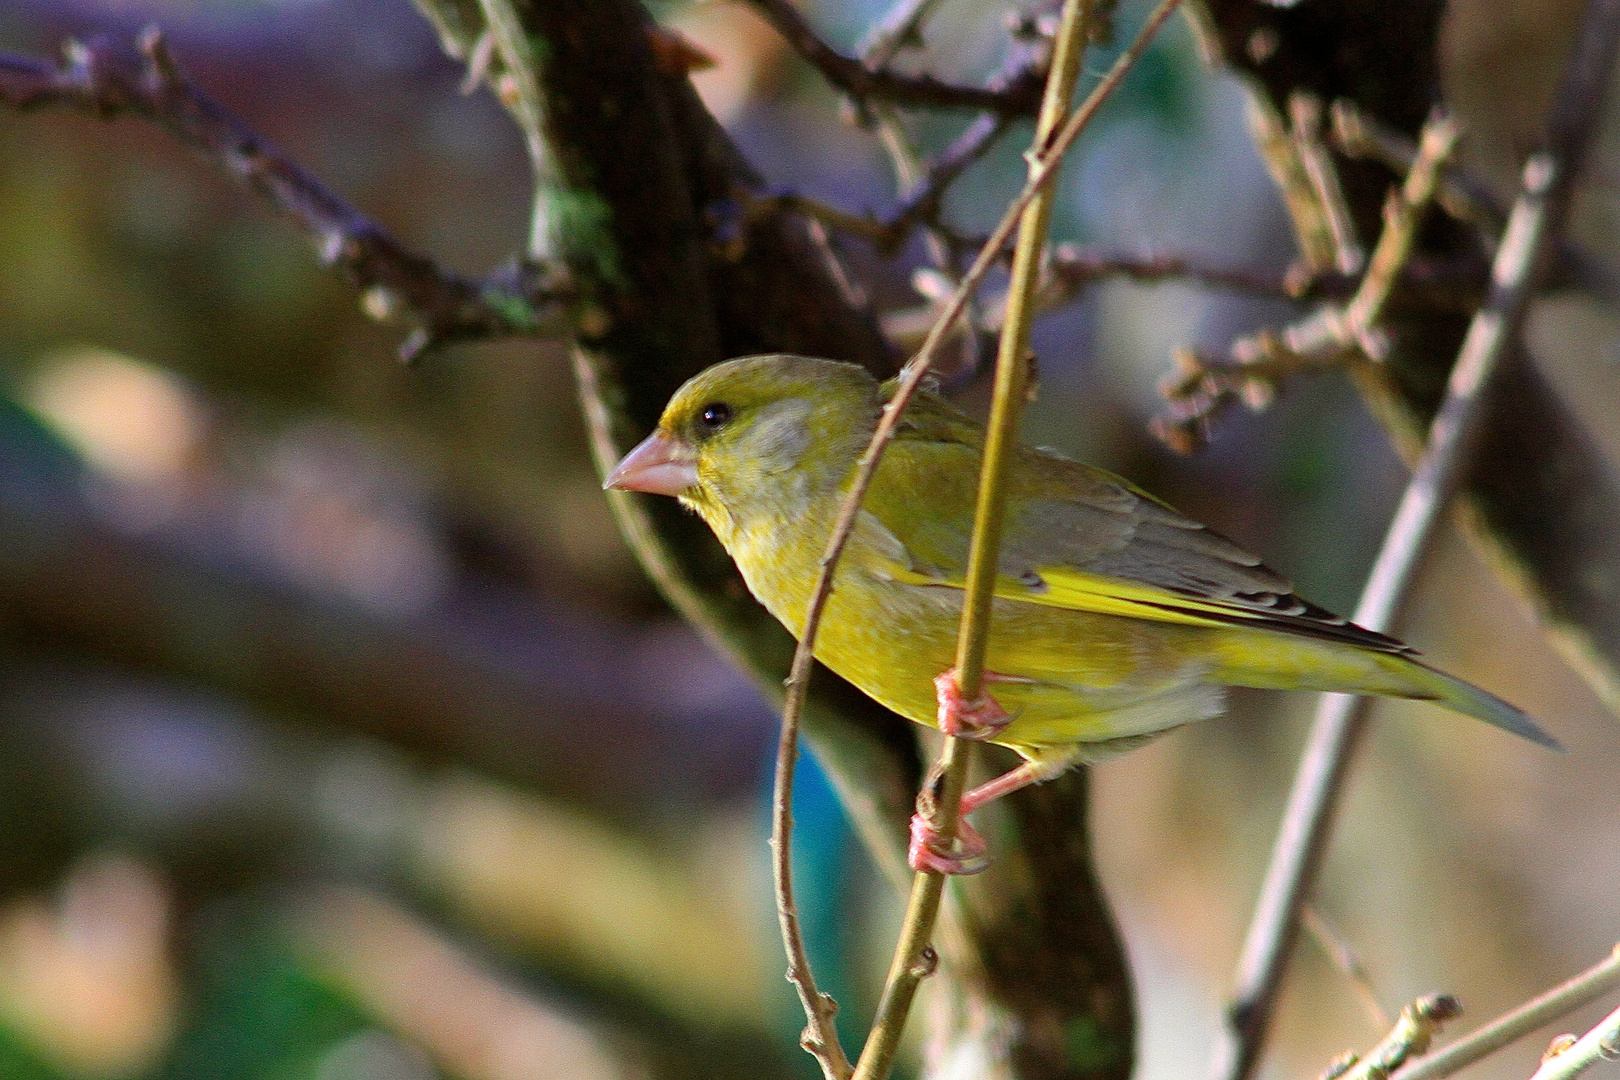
[0,1,1617,1079]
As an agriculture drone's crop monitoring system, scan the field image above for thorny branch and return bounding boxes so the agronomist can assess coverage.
[0,29,572,361]
[1210,3,1620,1078]
[746,0,1045,116]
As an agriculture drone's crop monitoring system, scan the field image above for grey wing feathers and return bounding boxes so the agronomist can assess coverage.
[1010,471,1414,655]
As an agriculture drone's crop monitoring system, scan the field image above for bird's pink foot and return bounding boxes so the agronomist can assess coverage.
[908,810,990,875]
[933,668,1015,740]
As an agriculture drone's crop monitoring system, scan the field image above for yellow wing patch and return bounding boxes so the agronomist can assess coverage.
[880,561,1410,654]
[1012,566,1244,629]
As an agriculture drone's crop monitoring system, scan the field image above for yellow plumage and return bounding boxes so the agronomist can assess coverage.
[607,354,1558,791]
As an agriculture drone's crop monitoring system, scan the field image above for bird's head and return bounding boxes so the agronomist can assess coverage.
[604,355,880,531]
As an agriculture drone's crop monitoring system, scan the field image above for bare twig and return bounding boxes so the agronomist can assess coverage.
[1301,905,1390,1032]
[1051,245,1294,299]
[1247,91,1338,273]
[1392,946,1620,1080]
[742,33,1035,262]
[884,111,1013,243]
[1291,92,1364,275]
[1324,996,1461,1080]
[1526,1002,1620,1080]
[876,30,1042,250]
[857,0,946,69]
[0,31,572,361]
[768,1,1184,1075]
[746,0,1044,115]
[1329,101,1502,234]
[882,246,1292,352]
[1209,3,1620,1078]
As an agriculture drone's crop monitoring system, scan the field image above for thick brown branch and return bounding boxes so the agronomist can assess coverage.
[0,30,571,360]
[747,0,1044,115]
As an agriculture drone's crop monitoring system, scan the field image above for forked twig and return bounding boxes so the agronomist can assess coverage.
[767,2,1185,1076]
[746,0,1045,116]
[1209,3,1620,1078]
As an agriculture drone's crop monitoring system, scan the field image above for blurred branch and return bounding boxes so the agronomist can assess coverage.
[1156,112,1458,453]
[740,29,1041,268]
[1208,2,1620,1077]
[1392,946,1620,1080]
[1525,1003,1620,1080]
[882,246,1296,353]
[1330,99,1620,308]
[299,888,632,1080]
[1289,92,1364,275]
[745,0,1045,115]
[1323,996,1460,1080]
[857,0,945,68]
[1301,905,1389,1032]
[1049,245,1295,298]
[0,503,764,826]
[1193,0,1620,722]
[0,29,572,361]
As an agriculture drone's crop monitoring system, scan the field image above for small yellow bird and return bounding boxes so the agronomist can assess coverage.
[606,355,1558,873]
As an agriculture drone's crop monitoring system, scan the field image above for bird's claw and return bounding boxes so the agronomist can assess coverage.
[908,811,990,875]
[934,668,1013,740]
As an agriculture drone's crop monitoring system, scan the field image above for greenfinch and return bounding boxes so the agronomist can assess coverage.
[606,355,1559,873]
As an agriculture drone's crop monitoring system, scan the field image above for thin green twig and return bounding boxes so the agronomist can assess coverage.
[848,0,1091,1066]
[767,0,1183,1076]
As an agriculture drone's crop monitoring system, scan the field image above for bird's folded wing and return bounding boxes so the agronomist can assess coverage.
[858,419,1410,656]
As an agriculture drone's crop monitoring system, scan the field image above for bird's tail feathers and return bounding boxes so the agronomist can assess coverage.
[1379,655,1563,751]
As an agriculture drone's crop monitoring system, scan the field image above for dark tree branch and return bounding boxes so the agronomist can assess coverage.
[746,0,1045,115]
[0,29,572,361]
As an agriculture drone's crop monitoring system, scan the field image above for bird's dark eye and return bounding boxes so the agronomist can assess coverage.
[698,402,732,430]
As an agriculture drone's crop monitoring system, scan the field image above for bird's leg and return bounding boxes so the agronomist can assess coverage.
[906,746,1082,874]
[933,668,1023,740]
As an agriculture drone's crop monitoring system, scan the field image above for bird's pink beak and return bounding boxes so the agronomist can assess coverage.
[603,431,699,495]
